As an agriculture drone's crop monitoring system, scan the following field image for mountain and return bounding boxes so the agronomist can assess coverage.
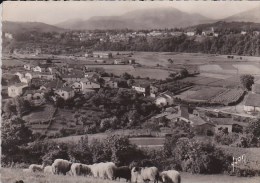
[56,8,213,30]
[2,21,66,34]
[187,21,260,31]
[224,6,260,23]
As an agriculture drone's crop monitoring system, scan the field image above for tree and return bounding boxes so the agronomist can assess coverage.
[168,59,174,64]
[3,100,13,118]
[2,116,33,164]
[246,119,260,137]
[240,74,254,90]
[179,68,189,78]
[122,72,133,80]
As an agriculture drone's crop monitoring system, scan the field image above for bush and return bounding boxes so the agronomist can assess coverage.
[214,132,239,145]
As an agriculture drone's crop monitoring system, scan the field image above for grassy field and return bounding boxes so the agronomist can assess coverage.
[1,168,260,183]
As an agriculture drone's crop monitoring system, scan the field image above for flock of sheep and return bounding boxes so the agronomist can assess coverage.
[22,159,181,183]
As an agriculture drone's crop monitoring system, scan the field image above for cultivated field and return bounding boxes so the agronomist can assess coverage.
[1,168,260,183]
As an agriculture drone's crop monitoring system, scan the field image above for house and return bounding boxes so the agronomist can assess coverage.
[23,90,42,100]
[114,59,127,65]
[93,52,112,59]
[82,79,101,92]
[252,84,260,94]
[84,72,100,81]
[55,87,75,100]
[155,92,174,107]
[5,32,13,39]
[38,71,55,80]
[150,85,159,98]
[24,64,32,70]
[102,77,118,88]
[241,31,247,35]
[202,27,215,36]
[61,71,85,82]
[185,31,195,36]
[8,83,28,98]
[210,118,246,134]
[244,93,260,113]
[132,82,150,96]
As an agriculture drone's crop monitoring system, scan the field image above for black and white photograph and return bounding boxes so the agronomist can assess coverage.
[1,1,260,183]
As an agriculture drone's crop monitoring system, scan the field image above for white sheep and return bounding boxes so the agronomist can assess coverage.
[71,163,82,176]
[44,165,54,175]
[52,159,73,175]
[28,163,45,173]
[131,166,159,183]
[22,168,31,173]
[160,170,181,183]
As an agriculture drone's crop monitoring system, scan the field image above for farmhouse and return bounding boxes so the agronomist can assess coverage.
[244,93,260,113]
[8,82,28,98]
[155,92,174,107]
[185,31,195,36]
[114,59,127,65]
[132,83,150,96]
[93,52,112,58]
[55,87,75,100]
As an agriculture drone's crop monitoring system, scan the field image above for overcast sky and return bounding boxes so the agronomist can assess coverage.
[3,1,260,25]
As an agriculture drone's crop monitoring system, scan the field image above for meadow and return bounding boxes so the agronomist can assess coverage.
[1,168,260,183]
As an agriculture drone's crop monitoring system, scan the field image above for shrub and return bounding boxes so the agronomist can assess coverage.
[214,132,239,145]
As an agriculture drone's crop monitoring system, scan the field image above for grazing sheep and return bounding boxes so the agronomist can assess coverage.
[52,159,73,175]
[28,163,45,172]
[105,162,116,180]
[71,163,82,176]
[113,166,131,182]
[131,166,159,183]
[160,170,181,183]
[89,163,99,178]
[81,164,92,176]
[44,166,54,175]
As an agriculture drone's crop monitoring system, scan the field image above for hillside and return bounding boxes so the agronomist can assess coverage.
[224,6,260,23]
[2,21,66,34]
[56,7,213,30]
[187,21,260,31]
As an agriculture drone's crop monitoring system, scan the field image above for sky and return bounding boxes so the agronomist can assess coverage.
[3,1,260,25]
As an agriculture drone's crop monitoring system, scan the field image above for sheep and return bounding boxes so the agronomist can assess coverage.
[22,169,31,173]
[104,162,116,180]
[131,166,159,183]
[52,159,73,175]
[71,163,82,176]
[113,166,131,182]
[44,165,54,175]
[89,162,116,179]
[28,163,45,173]
[160,170,181,183]
[89,163,99,178]
[81,164,92,176]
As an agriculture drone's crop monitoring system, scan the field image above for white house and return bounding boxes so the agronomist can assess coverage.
[244,93,260,113]
[55,87,75,100]
[132,83,150,96]
[8,83,28,98]
[82,80,100,93]
[186,31,195,36]
[155,92,174,107]
[5,32,13,39]
[33,66,43,72]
